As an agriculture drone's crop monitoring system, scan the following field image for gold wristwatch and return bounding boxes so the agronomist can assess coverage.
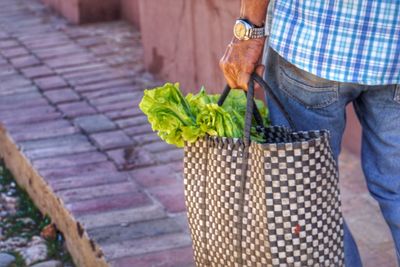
[233,19,266,41]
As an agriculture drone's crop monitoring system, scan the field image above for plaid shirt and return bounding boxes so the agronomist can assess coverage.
[268,0,400,85]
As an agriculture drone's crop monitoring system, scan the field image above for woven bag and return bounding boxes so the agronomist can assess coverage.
[183,74,344,267]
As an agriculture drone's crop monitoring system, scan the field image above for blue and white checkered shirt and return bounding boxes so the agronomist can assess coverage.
[268,0,400,85]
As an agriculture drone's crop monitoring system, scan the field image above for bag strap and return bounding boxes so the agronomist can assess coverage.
[218,73,297,145]
[251,73,296,130]
[218,85,265,128]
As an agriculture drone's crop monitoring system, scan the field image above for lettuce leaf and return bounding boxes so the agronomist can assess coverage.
[139,83,269,147]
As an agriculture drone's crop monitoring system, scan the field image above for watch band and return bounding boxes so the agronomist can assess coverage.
[249,27,266,39]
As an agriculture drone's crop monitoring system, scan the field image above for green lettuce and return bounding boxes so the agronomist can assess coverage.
[139,83,270,147]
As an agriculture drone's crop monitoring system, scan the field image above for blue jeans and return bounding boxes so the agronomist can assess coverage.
[263,47,400,267]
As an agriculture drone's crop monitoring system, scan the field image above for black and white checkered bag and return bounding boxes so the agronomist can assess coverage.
[183,74,344,267]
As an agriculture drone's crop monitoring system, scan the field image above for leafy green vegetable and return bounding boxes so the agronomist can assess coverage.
[139,83,196,147]
[139,83,269,147]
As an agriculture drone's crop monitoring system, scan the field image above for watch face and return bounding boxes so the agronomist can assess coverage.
[234,21,247,40]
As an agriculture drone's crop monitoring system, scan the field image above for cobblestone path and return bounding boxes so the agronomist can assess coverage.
[0,0,396,266]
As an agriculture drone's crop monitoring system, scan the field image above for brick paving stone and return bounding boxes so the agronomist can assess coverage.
[23,35,70,50]
[2,110,61,127]
[0,32,10,40]
[131,133,161,145]
[10,55,40,68]
[10,120,77,142]
[106,108,143,120]
[102,232,192,260]
[123,124,153,136]
[43,88,80,104]
[34,75,68,90]
[81,85,139,100]
[75,79,134,93]
[90,130,132,150]
[141,141,176,153]
[90,45,117,56]
[39,161,117,179]
[148,184,187,213]
[66,192,152,216]
[19,134,89,150]
[171,212,190,234]
[0,91,41,104]
[58,101,97,118]
[347,212,393,246]
[62,27,89,39]
[0,105,55,120]
[0,85,37,98]
[76,36,104,47]
[115,116,148,129]
[58,181,138,202]
[77,205,166,231]
[110,246,195,267]
[0,74,32,88]
[89,92,141,106]
[24,141,96,160]
[33,151,108,170]
[1,47,29,58]
[49,171,130,191]
[0,64,16,76]
[68,72,126,87]
[63,68,110,83]
[95,100,137,113]
[0,58,8,65]
[154,149,184,164]
[45,54,94,69]
[88,217,181,245]
[21,65,54,79]
[0,93,47,110]
[34,44,85,60]
[73,114,116,133]
[0,39,18,49]
[54,62,108,75]
[129,163,179,188]
[106,147,155,170]
[360,243,397,267]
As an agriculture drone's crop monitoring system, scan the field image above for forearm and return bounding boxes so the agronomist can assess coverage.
[240,0,269,26]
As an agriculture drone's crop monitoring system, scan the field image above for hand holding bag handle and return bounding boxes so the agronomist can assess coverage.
[218,73,297,146]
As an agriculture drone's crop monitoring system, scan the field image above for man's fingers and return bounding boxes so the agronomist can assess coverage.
[237,71,251,91]
[226,75,238,90]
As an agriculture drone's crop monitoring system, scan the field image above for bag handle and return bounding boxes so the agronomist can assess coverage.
[218,73,296,145]
[217,84,265,128]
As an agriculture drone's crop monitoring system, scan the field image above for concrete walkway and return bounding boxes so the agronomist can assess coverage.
[0,0,396,266]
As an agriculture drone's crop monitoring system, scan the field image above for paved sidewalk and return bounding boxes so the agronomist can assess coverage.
[0,0,396,266]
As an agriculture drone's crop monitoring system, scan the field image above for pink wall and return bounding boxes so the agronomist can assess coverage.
[41,0,119,24]
[138,0,239,94]
[121,0,141,29]
[42,0,79,23]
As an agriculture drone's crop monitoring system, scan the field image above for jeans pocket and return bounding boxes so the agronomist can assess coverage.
[278,57,339,109]
[394,85,400,104]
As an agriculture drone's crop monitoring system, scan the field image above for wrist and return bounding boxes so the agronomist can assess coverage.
[231,36,266,44]
[233,19,267,41]
[239,16,264,27]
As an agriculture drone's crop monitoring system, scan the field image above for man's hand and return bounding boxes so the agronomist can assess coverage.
[219,37,266,90]
[219,0,268,90]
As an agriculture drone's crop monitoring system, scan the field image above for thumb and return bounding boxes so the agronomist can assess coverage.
[255,64,265,79]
